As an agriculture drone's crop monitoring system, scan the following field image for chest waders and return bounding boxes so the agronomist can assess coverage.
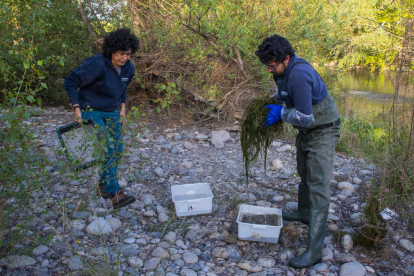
[284,93,340,268]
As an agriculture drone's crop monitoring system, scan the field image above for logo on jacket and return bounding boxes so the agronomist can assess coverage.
[122,78,129,83]
[281,91,288,97]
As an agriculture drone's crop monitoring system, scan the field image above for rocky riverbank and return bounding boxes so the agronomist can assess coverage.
[1,107,413,276]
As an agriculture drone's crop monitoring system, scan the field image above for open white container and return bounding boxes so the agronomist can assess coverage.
[237,204,283,243]
[171,183,214,217]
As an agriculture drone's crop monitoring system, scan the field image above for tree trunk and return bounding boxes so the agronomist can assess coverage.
[85,0,106,36]
[77,0,99,40]
[128,0,146,32]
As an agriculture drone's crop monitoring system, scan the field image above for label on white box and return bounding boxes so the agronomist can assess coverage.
[188,204,196,212]
[252,232,266,239]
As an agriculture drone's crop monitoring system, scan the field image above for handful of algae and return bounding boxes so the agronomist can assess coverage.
[240,96,283,184]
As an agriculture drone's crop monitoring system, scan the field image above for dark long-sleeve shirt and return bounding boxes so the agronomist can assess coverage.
[64,53,135,111]
[274,54,327,115]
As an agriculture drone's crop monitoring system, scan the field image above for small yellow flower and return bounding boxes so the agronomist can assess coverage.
[77,240,80,244]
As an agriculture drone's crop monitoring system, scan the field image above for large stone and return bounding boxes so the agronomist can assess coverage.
[154,167,165,177]
[144,258,159,271]
[226,245,241,259]
[164,231,177,242]
[151,247,169,258]
[33,245,49,256]
[322,248,334,262]
[284,202,298,212]
[350,213,363,224]
[174,166,188,175]
[68,256,83,270]
[257,257,275,268]
[237,261,263,273]
[119,178,128,188]
[341,234,354,251]
[211,130,231,148]
[128,256,143,267]
[85,218,112,236]
[338,182,355,193]
[70,220,86,231]
[272,159,283,170]
[335,252,357,264]
[279,248,295,261]
[51,241,71,254]
[195,134,208,141]
[339,262,366,276]
[171,146,181,154]
[185,229,206,242]
[0,255,36,269]
[180,161,193,170]
[183,252,199,264]
[399,239,414,252]
[314,262,328,272]
[212,247,229,259]
[183,142,197,150]
[358,170,372,177]
[277,144,294,152]
[158,213,169,222]
[107,217,122,232]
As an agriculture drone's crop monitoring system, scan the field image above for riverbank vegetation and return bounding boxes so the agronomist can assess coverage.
[0,0,413,257]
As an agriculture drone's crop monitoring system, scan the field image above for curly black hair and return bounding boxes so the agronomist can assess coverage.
[102,28,139,58]
[255,35,295,64]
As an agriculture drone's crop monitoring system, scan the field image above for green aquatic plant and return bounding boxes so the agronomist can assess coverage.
[241,96,283,184]
[355,186,387,248]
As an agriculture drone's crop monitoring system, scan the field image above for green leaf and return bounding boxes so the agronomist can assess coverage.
[37,60,44,66]
[27,95,35,103]
[156,107,161,113]
[24,112,31,119]
[41,83,48,89]
[3,5,9,13]
[23,62,29,69]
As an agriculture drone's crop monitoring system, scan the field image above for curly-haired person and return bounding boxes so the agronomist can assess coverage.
[64,28,139,209]
[256,35,340,268]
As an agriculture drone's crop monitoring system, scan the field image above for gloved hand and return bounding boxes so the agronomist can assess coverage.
[264,104,284,127]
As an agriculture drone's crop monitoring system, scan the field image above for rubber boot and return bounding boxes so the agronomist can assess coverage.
[289,208,328,268]
[282,183,311,223]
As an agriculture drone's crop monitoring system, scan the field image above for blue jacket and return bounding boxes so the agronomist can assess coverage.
[274,54,327,115]
[64,53,135,111]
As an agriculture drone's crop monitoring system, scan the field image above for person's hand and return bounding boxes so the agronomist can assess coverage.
[120,103,126,125]
[74,108,82,123]
[264,104,284,127]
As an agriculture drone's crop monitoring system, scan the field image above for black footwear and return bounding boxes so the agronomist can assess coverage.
[97,185,113,199]
[283,183,310,224]
[282,211,309,224]
[289,208,328,268]
[112,190,136,209]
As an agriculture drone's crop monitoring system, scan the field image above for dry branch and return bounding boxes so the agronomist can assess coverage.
[76,0,98,40]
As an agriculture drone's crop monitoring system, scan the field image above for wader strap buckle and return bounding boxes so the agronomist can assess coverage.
[302,118,340,135]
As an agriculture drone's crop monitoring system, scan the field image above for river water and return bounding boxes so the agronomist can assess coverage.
[319,68,413,122]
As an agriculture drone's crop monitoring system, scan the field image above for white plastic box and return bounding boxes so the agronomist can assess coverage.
[237,204,283,243]
[171,183,214,217]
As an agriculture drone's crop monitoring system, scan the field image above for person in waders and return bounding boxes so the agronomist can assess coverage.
[64,28,138,209]
[255,35,340,268]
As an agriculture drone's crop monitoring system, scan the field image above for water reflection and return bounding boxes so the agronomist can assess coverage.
[318,68,413,121]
